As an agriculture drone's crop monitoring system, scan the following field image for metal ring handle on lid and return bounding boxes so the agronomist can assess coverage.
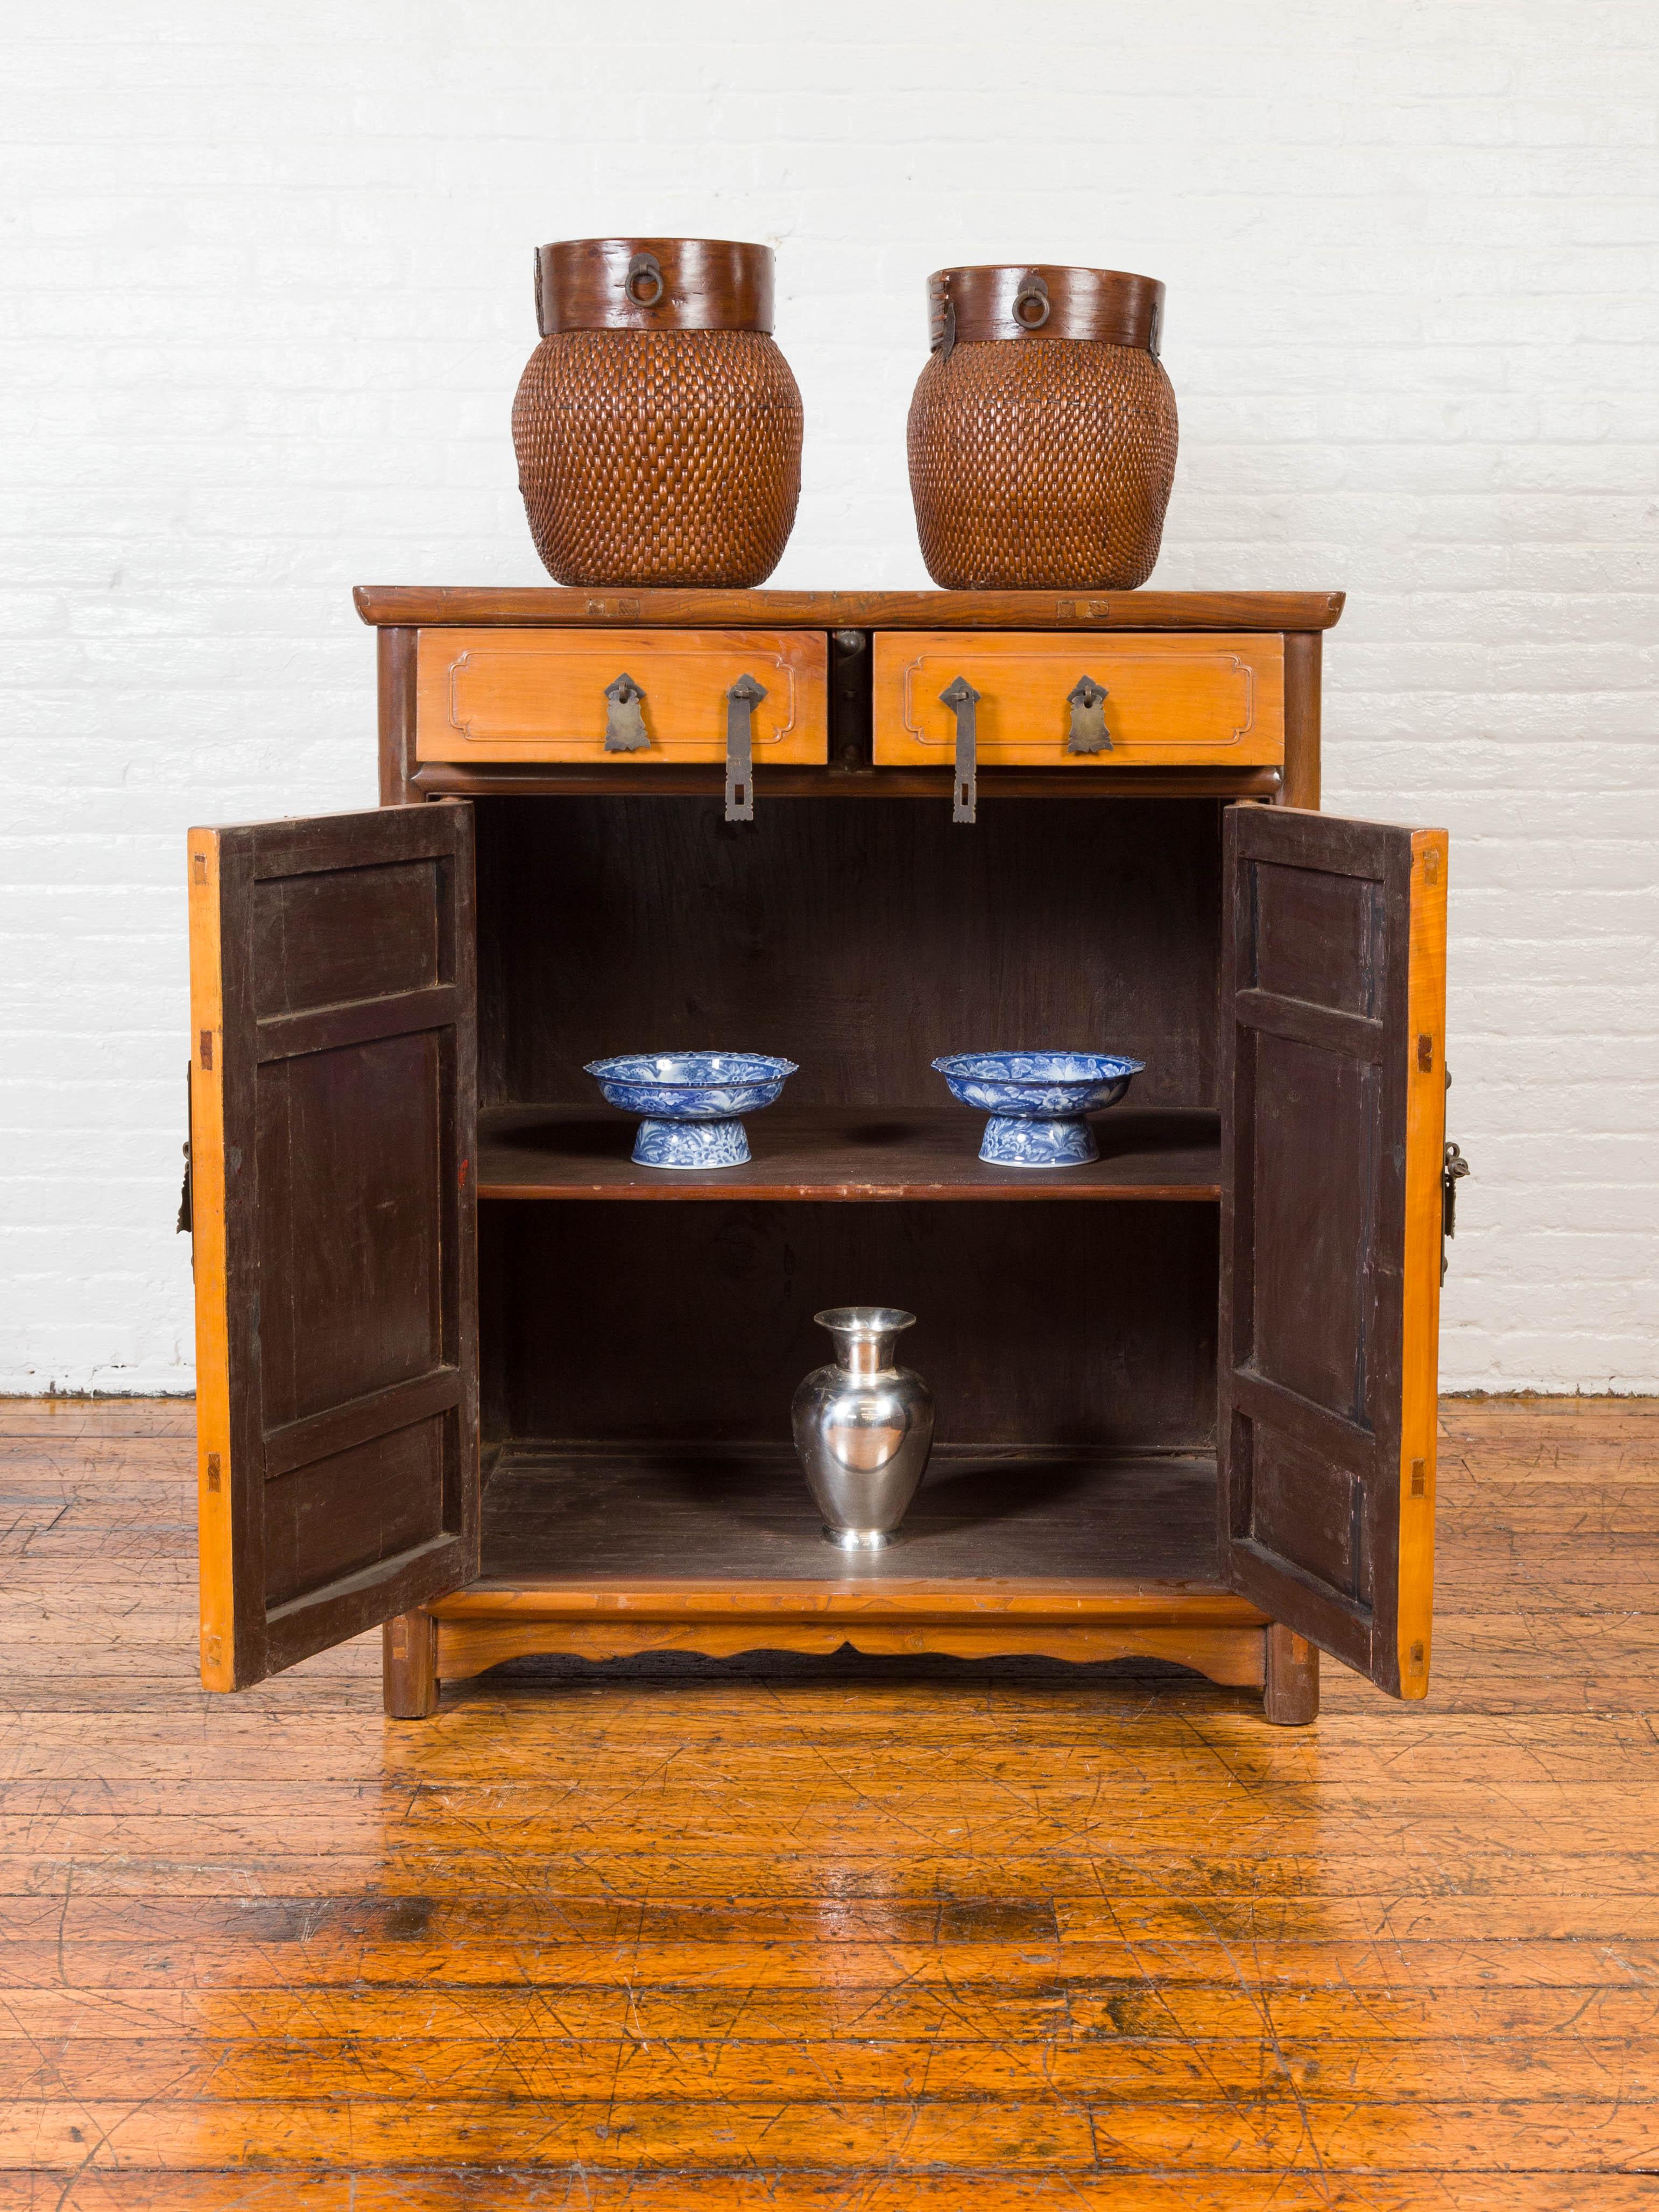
[1012,274,1051,330]
[624,252,665,307]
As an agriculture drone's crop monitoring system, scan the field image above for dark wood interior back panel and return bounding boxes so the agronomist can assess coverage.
[195,804,479,1688]
[1219,807,1421,1694]
[488,1199,1218,1454]
[475,797,1223,1113]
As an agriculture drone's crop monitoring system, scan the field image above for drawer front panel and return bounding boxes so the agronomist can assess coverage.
[415,629,828,764]
[873,632,1284,768]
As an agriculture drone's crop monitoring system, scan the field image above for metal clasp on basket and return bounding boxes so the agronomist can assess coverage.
[1012,274,1051,330]
[940,675,981,823]
[624,252,665,308]
[726,674,766,822]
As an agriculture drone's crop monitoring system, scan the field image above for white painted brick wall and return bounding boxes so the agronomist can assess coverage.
[2,0,1656,1393]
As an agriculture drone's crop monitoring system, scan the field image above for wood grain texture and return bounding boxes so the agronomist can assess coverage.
[873,632,1285,769]
[472,796,1224,1114]
[434,1616,1270,1684]
[928,263,1164,350]
[1281,630,1322,810]
[477,1103,1221,1201]
[375,626,419,805]
[482,1202,1219,1453]
[186,805,481,1687]
[185,831,234,1690]
[1219,806,1445,1698]
[1263,1623,1320,1726]
[381,1610,437,1720]
[414,628,828,765]
[535,237,775,335]
[355,585,1347,632]
[3,1393,1658,2201]
[411,761,1287,802]
[1397,830,1450,1695]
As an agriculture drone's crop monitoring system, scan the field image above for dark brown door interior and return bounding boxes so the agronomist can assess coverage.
[1218,804,1447,1695]
[190,803,478,1687]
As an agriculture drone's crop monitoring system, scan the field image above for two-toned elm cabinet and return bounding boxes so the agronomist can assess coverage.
[186,587,1451,1725]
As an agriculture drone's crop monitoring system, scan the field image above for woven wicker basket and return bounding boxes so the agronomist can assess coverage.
[513,238,803,589]
[907,264,1178,591]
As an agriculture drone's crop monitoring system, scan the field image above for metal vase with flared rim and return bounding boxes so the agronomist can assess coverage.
[790,1306,935,1549]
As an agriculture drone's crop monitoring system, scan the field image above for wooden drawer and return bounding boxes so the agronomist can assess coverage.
[873,632,1284,768]
[414,628,828,764]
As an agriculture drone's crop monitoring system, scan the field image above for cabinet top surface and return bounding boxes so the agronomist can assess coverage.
[355,585,1345,632]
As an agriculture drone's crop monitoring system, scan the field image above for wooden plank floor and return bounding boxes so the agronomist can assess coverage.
[2,1397,1658,2207]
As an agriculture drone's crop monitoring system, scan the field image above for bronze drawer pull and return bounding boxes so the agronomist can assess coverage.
[1065,675,1112,754]
[940,674,980,823]
[603,673,650,752]
[725,673,766,821]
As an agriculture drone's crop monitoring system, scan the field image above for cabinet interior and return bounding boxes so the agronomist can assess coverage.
[472,792,1229,1587]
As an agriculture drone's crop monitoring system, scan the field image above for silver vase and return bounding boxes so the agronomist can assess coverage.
[791,1307,935,1550]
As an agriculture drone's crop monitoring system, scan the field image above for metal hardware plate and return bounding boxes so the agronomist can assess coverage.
[940,675,980,823]
[725,673,766,821]
[603,673,650,752]
[1065,675,1112,754]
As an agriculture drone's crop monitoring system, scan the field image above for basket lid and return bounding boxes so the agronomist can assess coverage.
[927,264,1164,357]
[535,237,775,336]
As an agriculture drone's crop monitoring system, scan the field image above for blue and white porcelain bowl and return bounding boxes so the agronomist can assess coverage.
[931,1050,1144,1167]
[584,1051,798,1169]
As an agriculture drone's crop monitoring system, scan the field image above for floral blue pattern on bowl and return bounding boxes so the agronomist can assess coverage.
[584,1051,798,1170]
[931,1050,1144,1168]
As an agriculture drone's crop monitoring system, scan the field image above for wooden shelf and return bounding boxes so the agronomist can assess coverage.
[448,1443,1247,1602]
[357,584,1345,633]
[477,1104,1222,1202]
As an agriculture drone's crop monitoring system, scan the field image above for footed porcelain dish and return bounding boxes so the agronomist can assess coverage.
[931,1050,1144,1167]
[583,1051,797,1169]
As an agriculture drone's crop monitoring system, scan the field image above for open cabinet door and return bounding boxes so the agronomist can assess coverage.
[1220,805,1448,1698]
[187,804,478,1689]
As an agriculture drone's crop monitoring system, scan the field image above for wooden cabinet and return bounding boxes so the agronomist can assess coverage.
[189,586,1449,1726]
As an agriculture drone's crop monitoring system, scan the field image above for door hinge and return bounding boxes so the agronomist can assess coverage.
[1417,1033,1434,1073]
[178,1063,193,1236]
[1442,1137,1470,1271]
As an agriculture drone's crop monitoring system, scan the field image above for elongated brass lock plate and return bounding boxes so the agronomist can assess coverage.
[940,674,980,823]
[726,673,766,821]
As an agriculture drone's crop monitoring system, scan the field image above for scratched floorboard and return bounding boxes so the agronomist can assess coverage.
[1,1398,1658,2207]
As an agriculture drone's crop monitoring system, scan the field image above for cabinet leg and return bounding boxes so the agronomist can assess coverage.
[1263,1624,1319,1726]
[383,1610,439,1719]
